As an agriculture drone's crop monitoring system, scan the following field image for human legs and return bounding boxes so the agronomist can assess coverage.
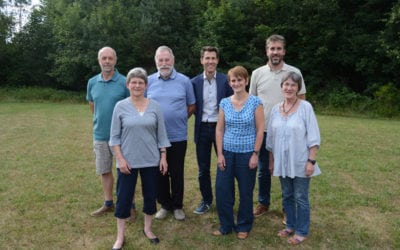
[215,150,235,234]
[113,168,137,249]
[169,141,187,210]
[292,177,311,237]
[92,140,114,216]
[235,152,257,233]
[254,134,271,216]
[140,167,159,242]
[195,124,215,212]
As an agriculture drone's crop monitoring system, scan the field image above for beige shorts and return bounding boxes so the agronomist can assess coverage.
[93,140,113,175]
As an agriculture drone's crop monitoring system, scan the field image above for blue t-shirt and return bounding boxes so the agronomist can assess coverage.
[86,70,129,141]
[146,69,196,142]
[220,95,262,153]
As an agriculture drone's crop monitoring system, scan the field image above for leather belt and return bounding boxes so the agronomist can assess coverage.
[201,122,217,127]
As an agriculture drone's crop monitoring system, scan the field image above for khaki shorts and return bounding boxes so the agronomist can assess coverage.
[93,140,113,175]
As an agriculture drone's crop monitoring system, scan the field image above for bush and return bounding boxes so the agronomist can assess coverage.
[0,87,86,104]
[373,82,400,117]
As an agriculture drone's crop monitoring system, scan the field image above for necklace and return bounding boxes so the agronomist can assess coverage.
[282,98,298,114]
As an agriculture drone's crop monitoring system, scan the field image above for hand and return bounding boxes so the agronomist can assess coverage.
[159,158,168,175]
[249,154,258,169]
[269,165,274,175]
[305,162,315,177]
[217,154,226,171]
[118,158,131,175]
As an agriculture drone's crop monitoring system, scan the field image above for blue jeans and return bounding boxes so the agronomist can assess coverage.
[195,123,216,205]
[115,167,158,218]
[279,177,311,237]
[215,150,257,233]
[257,133,271,206]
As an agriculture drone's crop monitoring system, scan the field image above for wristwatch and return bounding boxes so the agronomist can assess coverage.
[307,159,316,165]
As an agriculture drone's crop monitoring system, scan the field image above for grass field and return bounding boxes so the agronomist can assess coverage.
[0,102,399,249]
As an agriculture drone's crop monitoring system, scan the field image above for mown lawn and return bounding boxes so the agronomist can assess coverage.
[0,102,399,249]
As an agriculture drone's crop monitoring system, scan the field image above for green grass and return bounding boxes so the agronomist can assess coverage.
[0,102,399,249]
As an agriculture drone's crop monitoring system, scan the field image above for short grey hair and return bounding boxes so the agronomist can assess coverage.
[97,46,117,59]
[281,71,302,93]
[126,67,148,85]
[154,45,174,61]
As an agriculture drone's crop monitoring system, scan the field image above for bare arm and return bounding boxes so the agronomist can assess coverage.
[305,145,318,176]
[187,104,196,118]
[89,101,94,114]
[215,108,226,171]
[249,105,265,169]
[112,145,131,174]
[159,148,168,175]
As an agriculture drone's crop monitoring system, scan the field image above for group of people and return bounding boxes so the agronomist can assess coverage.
[86,34,321,249]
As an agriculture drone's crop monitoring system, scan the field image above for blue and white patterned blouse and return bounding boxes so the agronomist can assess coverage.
[266,100,321,178]
[220,95,262,153]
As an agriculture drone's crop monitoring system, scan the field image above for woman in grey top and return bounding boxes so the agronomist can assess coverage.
[266,71,321,245]
[109,67,170,249]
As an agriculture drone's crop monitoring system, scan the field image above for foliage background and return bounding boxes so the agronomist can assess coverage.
[1,0,400,116]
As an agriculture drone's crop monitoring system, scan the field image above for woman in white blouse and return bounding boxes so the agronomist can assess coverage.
[266,71,321,245]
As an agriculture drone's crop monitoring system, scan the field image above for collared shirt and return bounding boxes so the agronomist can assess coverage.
[86,69,130,141]
[202,72,218,122]
[146,69,196,142]
[249,63,306,132]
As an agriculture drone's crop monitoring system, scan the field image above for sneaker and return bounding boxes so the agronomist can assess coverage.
[126,208,137,223]
[193,202,211,215]
[173,209,185,220]
[253,204,269,217]
[90,204,114,217]
[155,208,168,220]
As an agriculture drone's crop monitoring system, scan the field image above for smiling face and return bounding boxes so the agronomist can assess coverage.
[281,78,299,100]
[266,40,286,66]
[127,77,147,97]
[155,49,174,78]
[201,51,219,75]
[229,75,248,93]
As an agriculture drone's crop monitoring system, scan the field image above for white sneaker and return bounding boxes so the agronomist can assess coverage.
[155,208,168,220]
[174,209,185,220]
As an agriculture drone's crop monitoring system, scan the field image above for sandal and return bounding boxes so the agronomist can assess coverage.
[277,229,294,238]
[288,235,307,245]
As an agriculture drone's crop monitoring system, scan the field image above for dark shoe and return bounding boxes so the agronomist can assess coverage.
[253,204,269,217]
[126,208,137,223]
[91,204,114,217]
[143,230,160,244]
[237,232,249,240]
[193,202,211,215]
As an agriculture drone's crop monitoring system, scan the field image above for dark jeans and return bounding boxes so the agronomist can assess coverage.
[157,140,187,210]
[257,133,271,206]
[195,122,217,205]
[115,167,158,218]
[215,150,257,233]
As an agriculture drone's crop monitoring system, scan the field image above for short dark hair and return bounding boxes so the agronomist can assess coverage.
[200,46,219,58]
